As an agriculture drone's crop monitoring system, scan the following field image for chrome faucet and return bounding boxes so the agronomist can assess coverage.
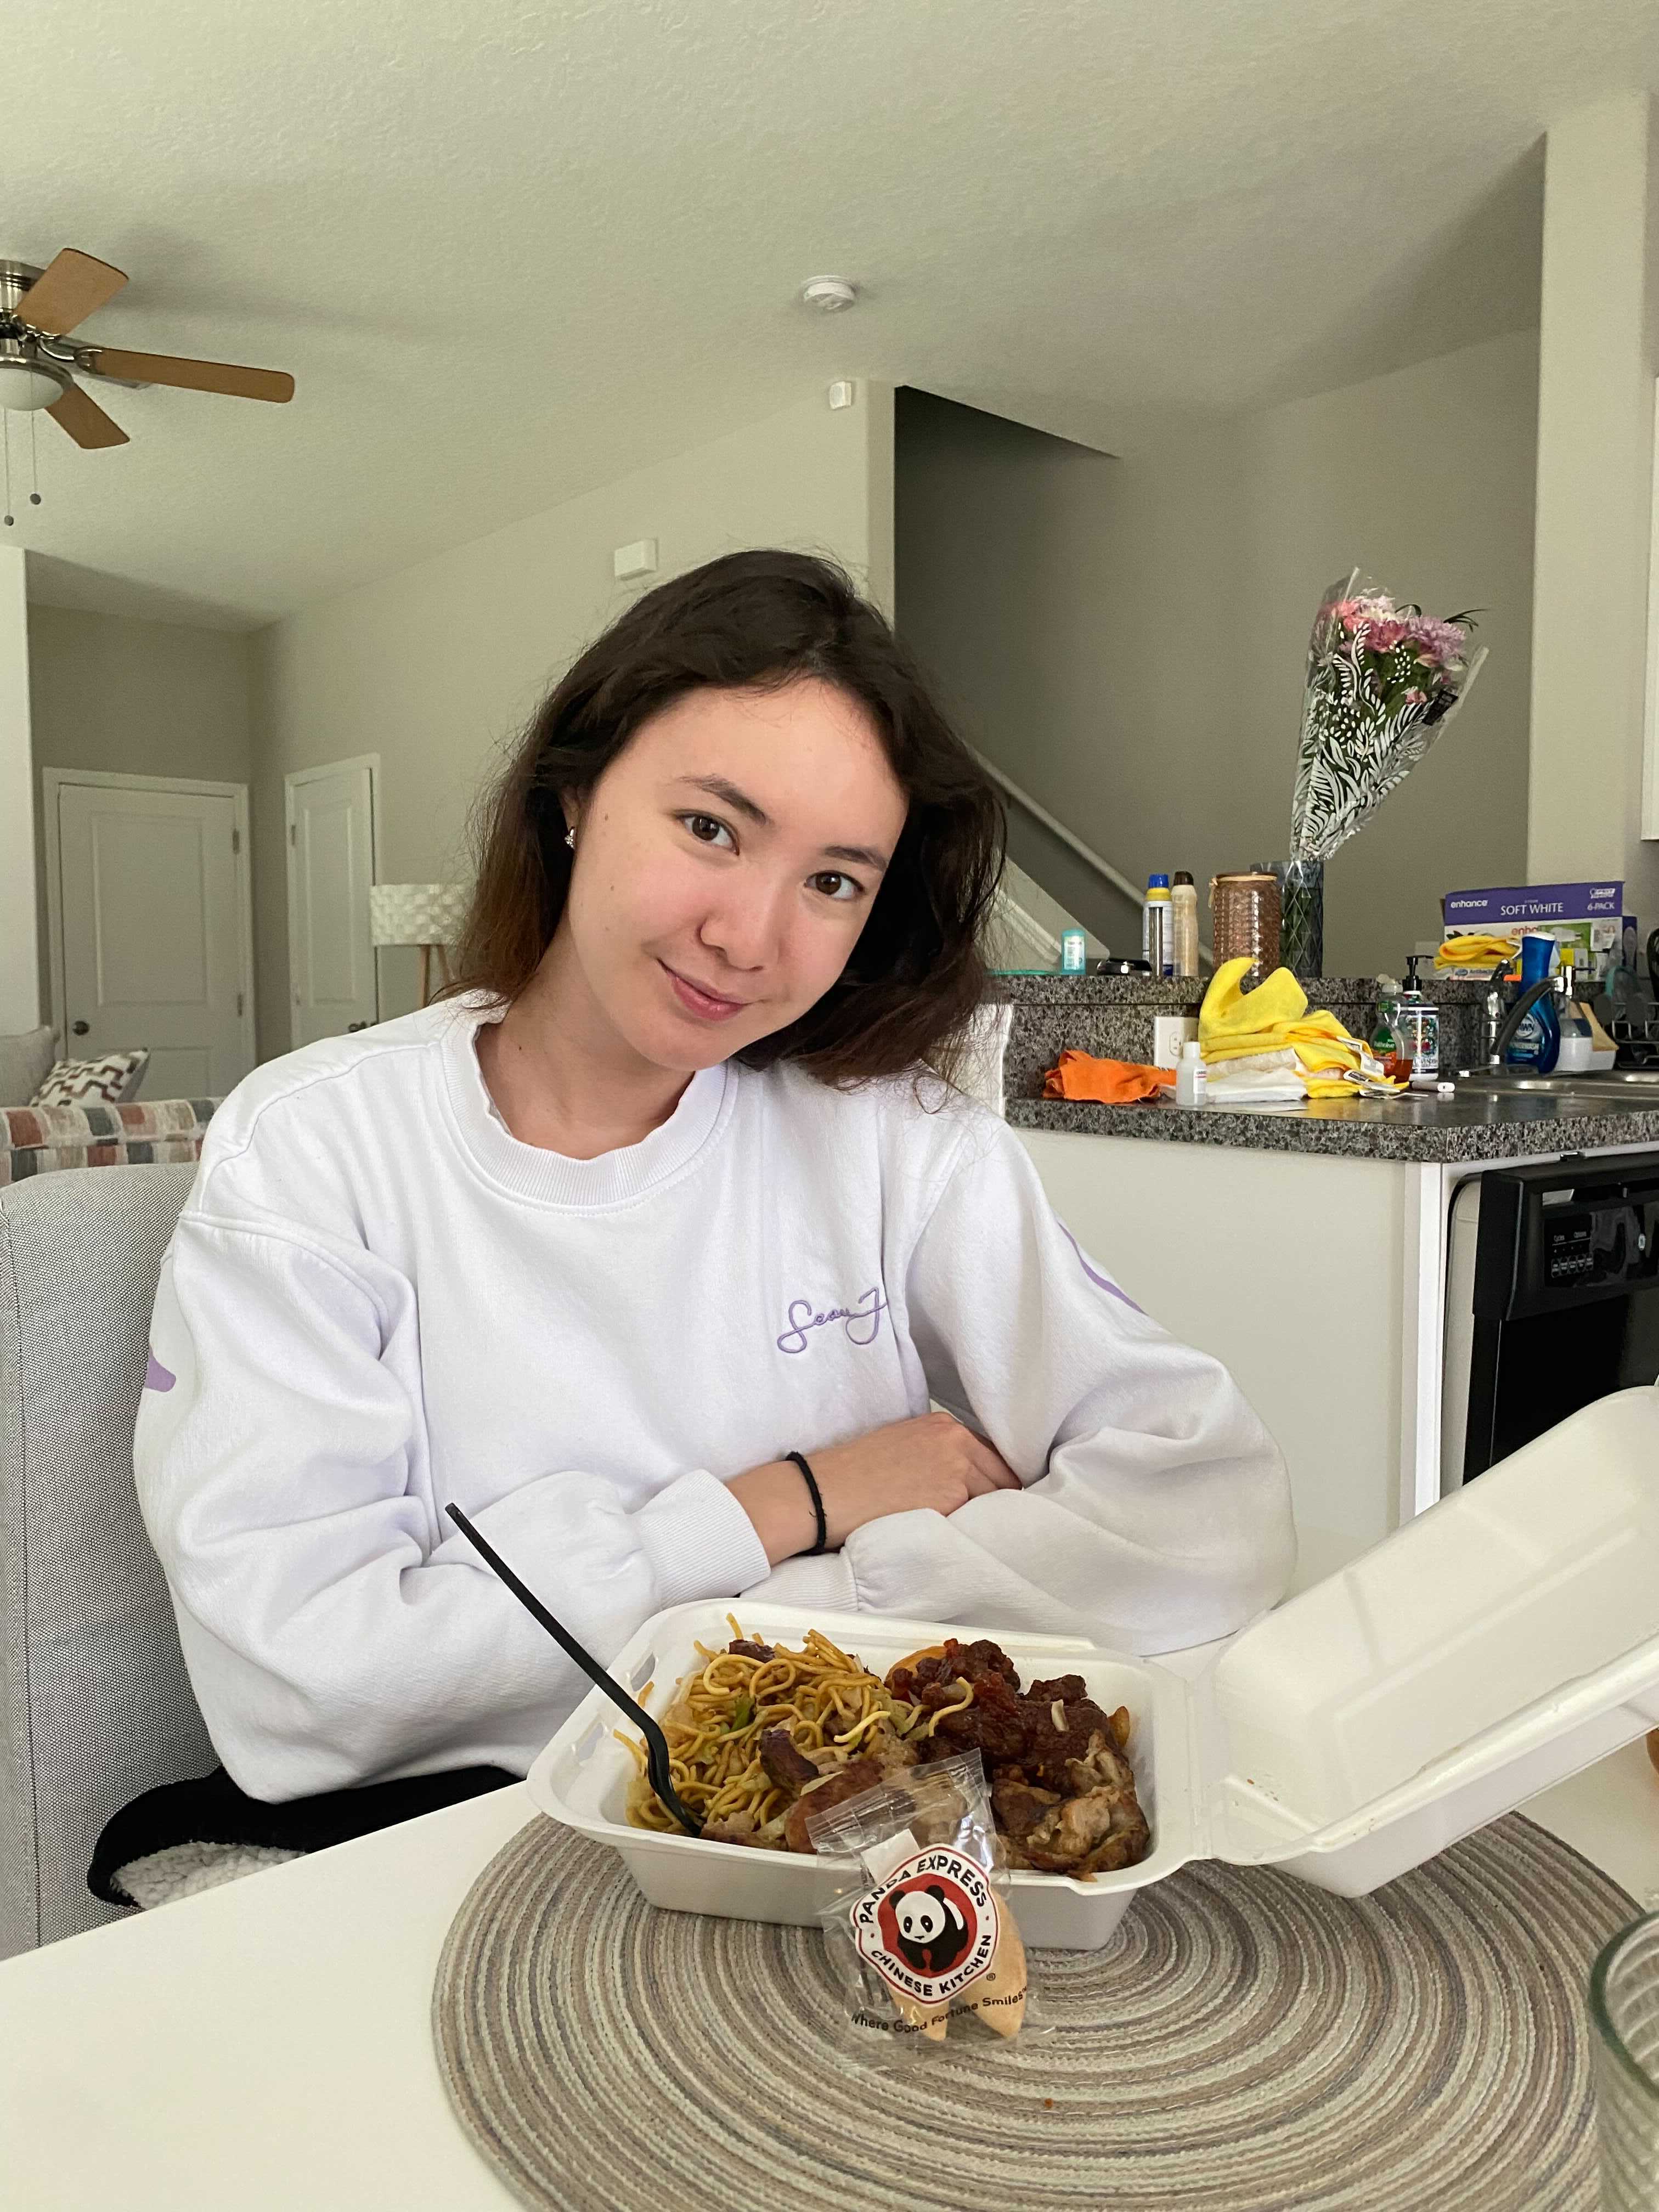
[1479,951,1516,1066]
[1486,963,1567,1068]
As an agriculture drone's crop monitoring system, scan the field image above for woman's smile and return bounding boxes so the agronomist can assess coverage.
[659,960,755,1022]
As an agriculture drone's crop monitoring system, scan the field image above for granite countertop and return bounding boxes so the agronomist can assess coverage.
[1008,1088,1659,1164]
[992,969,1659,1160]
[986,973,1492,1006]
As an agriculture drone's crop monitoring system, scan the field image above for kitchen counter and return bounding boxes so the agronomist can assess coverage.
[1008,1086,1659,1163]
[992,971,1658,1161]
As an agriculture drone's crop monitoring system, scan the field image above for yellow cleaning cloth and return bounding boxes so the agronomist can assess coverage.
[1199,959,1400,1097]
[1042,1051,1173,1104]
[1436,933,1517,970]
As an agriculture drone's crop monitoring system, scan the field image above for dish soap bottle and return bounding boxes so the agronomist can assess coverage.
[1396,955,1440,1088]
[1371,977,1407,1081]
[1504,933,1561,1073]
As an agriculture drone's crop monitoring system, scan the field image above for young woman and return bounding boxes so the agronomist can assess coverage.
[132,550,1294,1815]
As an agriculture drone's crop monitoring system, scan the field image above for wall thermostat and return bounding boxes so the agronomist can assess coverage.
[827,380,855,410]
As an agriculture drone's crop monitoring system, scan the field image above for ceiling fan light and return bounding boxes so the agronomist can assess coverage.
[0,356,69,412]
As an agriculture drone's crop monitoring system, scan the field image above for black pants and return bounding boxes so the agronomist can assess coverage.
[89,1763,519,1906]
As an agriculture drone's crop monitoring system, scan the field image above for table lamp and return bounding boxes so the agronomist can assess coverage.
[369,883,470,1008]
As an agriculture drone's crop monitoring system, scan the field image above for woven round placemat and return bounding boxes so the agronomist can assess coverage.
[432,1813,1634,2212]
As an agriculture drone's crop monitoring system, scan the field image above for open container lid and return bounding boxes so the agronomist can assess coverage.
[1172,1385,1659,1895]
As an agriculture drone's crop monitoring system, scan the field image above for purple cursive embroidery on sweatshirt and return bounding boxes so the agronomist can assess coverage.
[776,1285,888,1356]
[1058,1221,1143,1314]
[144,1349,177,1392]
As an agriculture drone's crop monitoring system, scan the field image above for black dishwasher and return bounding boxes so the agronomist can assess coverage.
[1441,1156,1659,1489]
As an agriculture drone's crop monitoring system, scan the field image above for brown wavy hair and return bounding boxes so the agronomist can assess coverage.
[438,549,1006,1088]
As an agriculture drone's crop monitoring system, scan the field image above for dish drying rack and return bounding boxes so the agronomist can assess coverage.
[1611,994,1659,1069]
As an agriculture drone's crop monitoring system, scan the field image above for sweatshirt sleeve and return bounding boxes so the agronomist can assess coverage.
[842,1121,1296,1653]
[134,1211,769,1801]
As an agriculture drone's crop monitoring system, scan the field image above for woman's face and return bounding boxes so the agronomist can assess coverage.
[557,676,910,1071]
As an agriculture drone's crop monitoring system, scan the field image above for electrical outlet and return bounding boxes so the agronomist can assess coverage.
[1153,1015,1198,1068]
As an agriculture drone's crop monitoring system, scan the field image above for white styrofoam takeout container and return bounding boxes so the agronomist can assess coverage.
[529,1387,1659,1950]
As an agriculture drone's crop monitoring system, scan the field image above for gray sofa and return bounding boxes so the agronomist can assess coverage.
[0,1024,57,1110]
[0,1164,212,1958]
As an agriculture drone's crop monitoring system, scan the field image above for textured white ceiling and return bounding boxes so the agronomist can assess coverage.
[7,0,1657,627]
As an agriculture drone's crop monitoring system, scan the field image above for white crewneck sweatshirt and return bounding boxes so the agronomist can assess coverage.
[134,994,1294,1801]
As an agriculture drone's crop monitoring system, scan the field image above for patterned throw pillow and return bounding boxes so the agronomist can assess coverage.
[31,1048,150,1107]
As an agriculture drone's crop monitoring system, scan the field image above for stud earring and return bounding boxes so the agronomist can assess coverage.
[564,826,576,850]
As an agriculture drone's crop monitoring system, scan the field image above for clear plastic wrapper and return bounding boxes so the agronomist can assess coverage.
[807,1753,1048,2063]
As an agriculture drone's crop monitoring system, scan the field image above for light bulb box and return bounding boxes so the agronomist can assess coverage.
[1439,883,1634,982]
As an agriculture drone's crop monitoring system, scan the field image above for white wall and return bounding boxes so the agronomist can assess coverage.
[25,603,254,1029]
[1528,91,1659,927]
[896,335,1538,978]
[895,391,1235,954]
[250,383,891,1057]
[0,549,34,1033]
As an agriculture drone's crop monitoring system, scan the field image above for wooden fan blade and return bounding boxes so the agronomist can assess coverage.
[47,380,130,449]
[88,347,294,403]
[18,249,128,335]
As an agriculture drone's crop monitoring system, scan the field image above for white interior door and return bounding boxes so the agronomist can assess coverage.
[54,778,253,1099]
[286,757,379,1048]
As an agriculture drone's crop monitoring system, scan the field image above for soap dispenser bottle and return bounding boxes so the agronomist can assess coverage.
[1503,933,1562,1073]
[1396,956,1440,1087]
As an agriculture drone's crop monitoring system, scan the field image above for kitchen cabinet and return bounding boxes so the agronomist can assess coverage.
[1015,1118,1659,1556]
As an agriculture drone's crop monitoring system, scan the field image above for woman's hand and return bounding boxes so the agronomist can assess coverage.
[729,1410,1024,1565]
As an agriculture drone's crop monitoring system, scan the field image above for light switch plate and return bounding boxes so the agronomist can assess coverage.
[1153,1015,1198,1067]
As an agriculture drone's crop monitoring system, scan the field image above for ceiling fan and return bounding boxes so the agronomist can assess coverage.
[0,248,294,449]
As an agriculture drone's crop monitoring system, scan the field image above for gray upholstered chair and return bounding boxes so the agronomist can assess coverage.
[0,1164,212,1958]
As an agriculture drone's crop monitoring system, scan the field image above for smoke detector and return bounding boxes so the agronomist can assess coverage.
[799,275,857,313]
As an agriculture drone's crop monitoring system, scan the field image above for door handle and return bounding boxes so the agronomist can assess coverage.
[347,1020,369,1032]
[71,1019,89,1035]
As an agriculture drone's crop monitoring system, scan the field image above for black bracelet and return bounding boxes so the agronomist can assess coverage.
[785,1450,828,1556]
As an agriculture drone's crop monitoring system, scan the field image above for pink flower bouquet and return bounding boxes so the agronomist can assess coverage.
[1289,571,1486,862]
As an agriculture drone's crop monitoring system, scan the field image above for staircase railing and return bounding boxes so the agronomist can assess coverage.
[971,747,1214,965]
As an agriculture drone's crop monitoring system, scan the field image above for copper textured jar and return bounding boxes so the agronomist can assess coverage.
[1210,871,1281,989]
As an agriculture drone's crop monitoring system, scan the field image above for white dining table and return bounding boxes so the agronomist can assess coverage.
[2,1658,1655,2210]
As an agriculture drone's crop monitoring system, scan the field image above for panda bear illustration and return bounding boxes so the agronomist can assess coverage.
[893,1883,972,1977]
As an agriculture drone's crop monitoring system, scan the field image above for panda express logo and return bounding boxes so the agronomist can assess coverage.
[850,1846,1000,2005]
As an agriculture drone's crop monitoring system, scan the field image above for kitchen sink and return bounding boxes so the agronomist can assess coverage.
[1450,1068,1659,1102]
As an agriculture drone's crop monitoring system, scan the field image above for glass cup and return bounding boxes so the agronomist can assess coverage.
[1593,1911,1659,2208]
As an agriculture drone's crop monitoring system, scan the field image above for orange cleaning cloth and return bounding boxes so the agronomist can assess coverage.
[1042,1050,1174,1104]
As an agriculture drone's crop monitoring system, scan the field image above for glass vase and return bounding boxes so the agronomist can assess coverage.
[1592,1910,1659,2210]
[1277,859,1325,979]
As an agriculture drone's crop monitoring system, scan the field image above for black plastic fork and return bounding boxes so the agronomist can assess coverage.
[444,1502,703,1837]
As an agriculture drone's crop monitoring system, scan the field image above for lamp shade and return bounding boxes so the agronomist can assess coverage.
[369,883,470,949]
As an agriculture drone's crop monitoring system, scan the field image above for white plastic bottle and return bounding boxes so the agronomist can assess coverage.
[1175,1039,1208,1108]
